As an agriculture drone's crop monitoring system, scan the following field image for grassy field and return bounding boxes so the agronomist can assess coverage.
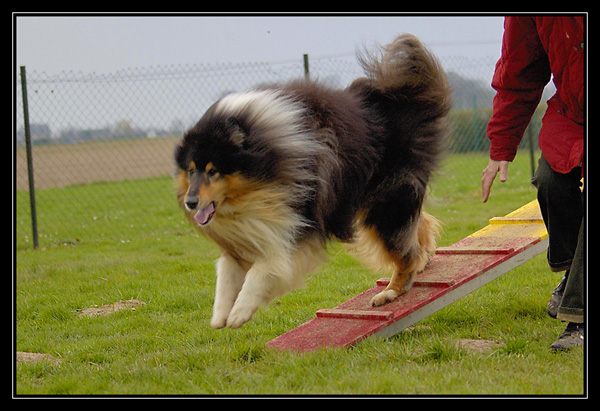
[15,153,585,396]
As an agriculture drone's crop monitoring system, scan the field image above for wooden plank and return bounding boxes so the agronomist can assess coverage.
[377,277,455,288]
[435,246,514,255]
[265,201,549,352]
[316,309,395,321]
[372,237,548,340]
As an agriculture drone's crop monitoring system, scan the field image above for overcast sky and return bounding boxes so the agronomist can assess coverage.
[15,14,507,74]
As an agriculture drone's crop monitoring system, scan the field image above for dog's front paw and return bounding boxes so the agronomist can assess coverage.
[225,305,257,329]
[370,289,400,306]
[211,304,234,329]
[210,314,228,329]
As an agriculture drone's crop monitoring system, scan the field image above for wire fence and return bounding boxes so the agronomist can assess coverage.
[15,54,545,249]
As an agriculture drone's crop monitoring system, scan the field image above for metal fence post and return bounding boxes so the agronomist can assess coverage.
[303,54,310,80]
[19,66,39,249]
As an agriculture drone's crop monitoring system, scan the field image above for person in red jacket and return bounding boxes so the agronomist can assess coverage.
[481,16,585,350]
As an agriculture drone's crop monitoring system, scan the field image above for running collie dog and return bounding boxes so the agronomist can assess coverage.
[174,34,451,329]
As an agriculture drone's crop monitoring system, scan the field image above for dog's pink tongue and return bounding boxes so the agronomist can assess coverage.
[194,202,215,225]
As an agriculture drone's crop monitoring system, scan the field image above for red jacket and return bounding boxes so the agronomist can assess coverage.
[487,16,584,174]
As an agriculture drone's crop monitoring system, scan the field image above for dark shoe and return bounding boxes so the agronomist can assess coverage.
[547,272,568,319]
[550,322,584,351]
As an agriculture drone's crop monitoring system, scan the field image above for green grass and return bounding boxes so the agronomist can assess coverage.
[15,153,585,396]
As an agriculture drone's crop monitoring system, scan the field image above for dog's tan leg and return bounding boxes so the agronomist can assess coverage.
[369,212,439,307]
[370,260,414,306]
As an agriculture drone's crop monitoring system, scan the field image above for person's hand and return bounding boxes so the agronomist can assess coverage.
[481,160,509,203]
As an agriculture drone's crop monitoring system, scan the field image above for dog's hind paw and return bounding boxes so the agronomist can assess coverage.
[370,289,401,306]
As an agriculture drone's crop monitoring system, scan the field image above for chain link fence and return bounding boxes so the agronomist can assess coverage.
[15,54,545,249]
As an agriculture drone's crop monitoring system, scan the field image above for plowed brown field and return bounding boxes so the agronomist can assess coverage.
[16,137,180,190]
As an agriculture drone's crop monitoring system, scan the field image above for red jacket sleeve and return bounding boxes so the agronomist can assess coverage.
[487,17,552,162]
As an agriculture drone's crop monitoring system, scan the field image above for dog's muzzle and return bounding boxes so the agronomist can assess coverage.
[185,196,199,211]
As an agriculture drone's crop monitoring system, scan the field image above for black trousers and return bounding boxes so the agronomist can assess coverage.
[531,155,585,323]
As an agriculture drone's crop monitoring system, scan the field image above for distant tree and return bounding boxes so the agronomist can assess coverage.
[446,72,495,109]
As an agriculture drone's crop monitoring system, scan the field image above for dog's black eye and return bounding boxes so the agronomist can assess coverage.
[207,168,218,177]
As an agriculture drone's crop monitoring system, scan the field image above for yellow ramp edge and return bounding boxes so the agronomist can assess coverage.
[468,200,548,240]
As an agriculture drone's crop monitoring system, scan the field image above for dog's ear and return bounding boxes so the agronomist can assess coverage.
[173,141,188,170]
[225,117,246,148]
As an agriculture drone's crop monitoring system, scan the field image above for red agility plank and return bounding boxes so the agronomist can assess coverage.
[266,282,448,352]
[266,202,549,352]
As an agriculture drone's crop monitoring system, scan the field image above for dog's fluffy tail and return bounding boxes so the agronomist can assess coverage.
[351,33,452,179]
[357,33,450,98]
